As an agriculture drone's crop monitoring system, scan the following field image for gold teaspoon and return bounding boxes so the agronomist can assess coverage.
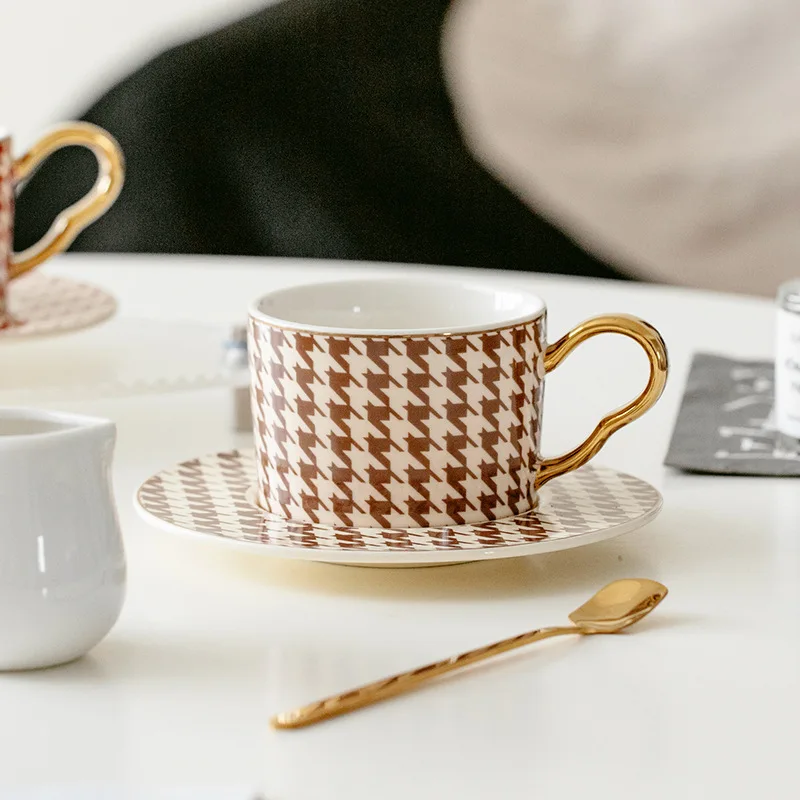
[271,577,668,730]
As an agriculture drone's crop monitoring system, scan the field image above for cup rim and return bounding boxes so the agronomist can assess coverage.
[248,276,546,336]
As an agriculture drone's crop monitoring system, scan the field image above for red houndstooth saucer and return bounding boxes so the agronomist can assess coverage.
[134,450,662,566]
[0,273,116,340]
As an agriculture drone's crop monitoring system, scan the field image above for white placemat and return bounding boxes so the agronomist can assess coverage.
[0,316,239,404]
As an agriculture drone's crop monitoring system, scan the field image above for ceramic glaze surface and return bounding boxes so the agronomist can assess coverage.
[252,277,545,334]
[249,313,546,528]
[248,276,666,530]
[0,408,125,670]
[0,122,123,329]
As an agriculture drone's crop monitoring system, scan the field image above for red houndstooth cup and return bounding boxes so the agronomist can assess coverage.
[0,122,124,328]
[249,276,668,529]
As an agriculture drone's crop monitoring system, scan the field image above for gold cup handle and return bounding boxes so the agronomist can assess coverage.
[9,122,125,280]
[535,314,668,489]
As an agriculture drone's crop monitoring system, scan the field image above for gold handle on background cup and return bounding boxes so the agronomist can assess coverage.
[9,122,125,279]
[534,314,668,489]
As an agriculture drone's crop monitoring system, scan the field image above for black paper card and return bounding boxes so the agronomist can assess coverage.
[664,353,800,475]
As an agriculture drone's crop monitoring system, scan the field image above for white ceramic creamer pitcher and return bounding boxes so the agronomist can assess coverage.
[0,408,125,670]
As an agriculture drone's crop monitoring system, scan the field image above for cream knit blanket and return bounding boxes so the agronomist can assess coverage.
[444,0,800,295]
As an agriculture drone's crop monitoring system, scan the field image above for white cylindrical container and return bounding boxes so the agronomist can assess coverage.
[0,408,125,670]
[775,280,800,454]
[222,324,251,434]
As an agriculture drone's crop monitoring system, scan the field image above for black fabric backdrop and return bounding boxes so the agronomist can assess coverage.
[14,0,629,280]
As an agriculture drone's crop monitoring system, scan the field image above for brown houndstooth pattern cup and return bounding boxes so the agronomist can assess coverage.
[249,277,668,529]
[0,123,123,329]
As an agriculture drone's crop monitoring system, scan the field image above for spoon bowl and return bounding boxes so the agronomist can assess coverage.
[568,578,668,634]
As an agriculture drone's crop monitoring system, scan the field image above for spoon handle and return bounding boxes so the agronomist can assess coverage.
[271,624,578,730]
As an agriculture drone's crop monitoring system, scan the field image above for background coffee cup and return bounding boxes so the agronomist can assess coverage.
[0,122,124,328]
[249,277,668,529]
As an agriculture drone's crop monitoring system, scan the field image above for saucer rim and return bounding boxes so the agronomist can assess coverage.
[0,273,117,341]
[133,452,663,566]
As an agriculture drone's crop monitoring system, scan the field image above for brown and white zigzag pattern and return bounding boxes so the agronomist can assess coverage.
[249,317,546,529]
[135,450,663,557]
[0,273,117,339]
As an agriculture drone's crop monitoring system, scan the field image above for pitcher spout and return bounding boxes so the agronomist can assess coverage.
[0,407,115,454]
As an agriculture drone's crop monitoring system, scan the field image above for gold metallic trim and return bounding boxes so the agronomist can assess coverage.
[9,122,125,279]
[534,314,668,488]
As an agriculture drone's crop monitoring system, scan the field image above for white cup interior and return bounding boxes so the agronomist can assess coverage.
[250,277,545,335]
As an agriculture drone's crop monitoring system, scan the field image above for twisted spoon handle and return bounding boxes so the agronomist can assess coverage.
[271,625,578,730]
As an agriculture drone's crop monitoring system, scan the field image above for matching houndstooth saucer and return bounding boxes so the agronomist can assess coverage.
[0,273,116,339]
[134,450,662,567]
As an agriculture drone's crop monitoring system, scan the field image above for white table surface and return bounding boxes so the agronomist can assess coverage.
[1,254,796,800]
